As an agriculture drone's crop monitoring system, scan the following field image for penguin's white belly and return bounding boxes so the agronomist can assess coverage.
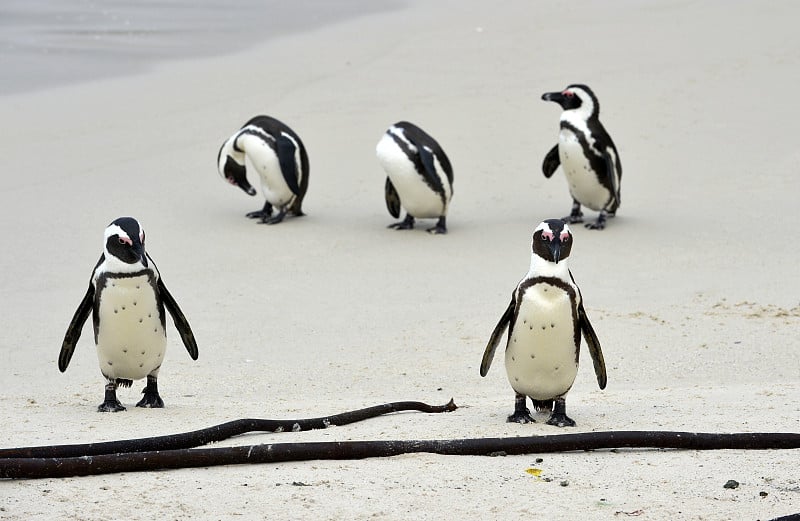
[376,135,449,218]
[95,275,166,381]
[559,131,610,211]
[505,283,578,400]
[246,141,295,208]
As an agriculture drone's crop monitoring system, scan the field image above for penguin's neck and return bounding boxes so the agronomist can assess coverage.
[525,254,571,281]
[224,134,246,165]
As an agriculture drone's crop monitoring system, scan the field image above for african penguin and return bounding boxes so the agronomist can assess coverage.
[541,84,622,230]
[59,217,199,412]
[480,219,607,426]
[376,121,453,234]
[217,115,310,224]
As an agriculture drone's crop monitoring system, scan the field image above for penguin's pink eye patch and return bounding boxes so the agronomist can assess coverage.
[563,90,574,98]
[117,236,132,246]
[541,231,554,241]
[560,232,570,242]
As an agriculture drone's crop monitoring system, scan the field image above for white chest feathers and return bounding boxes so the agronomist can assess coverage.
[238,133,297,208]
[95,274,166,381]
[558,124,612,212]
[505,281,579,400]
[376,133,452,218]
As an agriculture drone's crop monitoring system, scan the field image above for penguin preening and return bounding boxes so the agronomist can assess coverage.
[217,115,310,225]
[541,84,622,230]
[480,219,607,426]
[376,121,453,234]
[59,217,199,412]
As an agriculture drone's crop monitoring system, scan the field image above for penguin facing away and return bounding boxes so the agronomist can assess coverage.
[217,115,310,225]
[59,217,199,412]
[541,84,622,230]
[480,219,607,426]
[376,121,454,234]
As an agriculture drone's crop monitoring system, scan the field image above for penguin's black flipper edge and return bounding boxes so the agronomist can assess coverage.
[59,284,94,372]
[385,177,402,218]
[418,146,445,194]
[578,301,607,389]
[480,298,515,377]
[602,150,620,208]
[158,279,199,360]
[542,144,560,178]
[276,134,301,196]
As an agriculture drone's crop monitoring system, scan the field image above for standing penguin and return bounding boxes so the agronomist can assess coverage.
[217,115,310,224]
[480,219,607,426]
[541,84,622,230]
[59,217,199,412]
[375,121,453,234]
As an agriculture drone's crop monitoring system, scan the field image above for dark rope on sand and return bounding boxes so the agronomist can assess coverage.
[2,401,799,480]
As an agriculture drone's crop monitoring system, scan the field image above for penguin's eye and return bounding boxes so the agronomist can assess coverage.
[563,90,574,98]
[117,236,132,246]
[561,233,570,242]
[118,238,126,245]
[541,231,554,241]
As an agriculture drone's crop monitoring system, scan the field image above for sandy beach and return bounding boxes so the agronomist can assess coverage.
[1,1,799,519]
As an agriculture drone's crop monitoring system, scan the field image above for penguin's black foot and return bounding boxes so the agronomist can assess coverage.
[563,213,584,224]
[507,409,536,424]
[136,376,164,408]
[388,214,415,230]
[246,210,272,220]
[585,213,607,230]
[546,412,576,427]
[136,392,164,408]
[98,399,126,413]
[261,212,287,225]
[426,217,447,235]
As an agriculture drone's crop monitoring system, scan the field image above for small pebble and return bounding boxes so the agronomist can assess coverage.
[723,480,739,489]
[560,481,569,487]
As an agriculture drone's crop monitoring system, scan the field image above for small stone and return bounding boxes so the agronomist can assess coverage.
[535,458,544,463]
[759,491,768,498]
[560,480,569,487]
[723,479,739,489]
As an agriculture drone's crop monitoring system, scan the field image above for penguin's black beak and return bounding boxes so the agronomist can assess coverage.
[542,91,562,103]
[549,239,562,264]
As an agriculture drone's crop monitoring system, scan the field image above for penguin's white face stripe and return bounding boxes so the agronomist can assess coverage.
[561,86,595,122]
[387,126,416,153]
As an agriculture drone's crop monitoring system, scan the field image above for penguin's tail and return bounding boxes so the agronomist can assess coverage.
[116,379,133,388]
[531,399,553,412]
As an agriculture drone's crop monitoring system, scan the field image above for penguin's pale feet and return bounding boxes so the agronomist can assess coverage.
[546,412,576,427]
[98,400,126,413]
[507,410,536,424]
[136,391,164,408]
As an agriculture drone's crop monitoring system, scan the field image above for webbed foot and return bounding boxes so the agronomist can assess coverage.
[388,214,415,230]
[246,202,273,220]
[136,376,164,408]
[585,211,608,230]
[507,393,535,424]
[426,216,447,235]
[546,397,575,427]
[98,385,125,412]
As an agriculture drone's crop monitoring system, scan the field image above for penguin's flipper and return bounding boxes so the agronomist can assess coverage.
[276,134,301,195]
[385,177,402,218]
[602,150,620,207]
[58,283,95,372]
[158,279,199,360]
[480,298,515,377]
[578,301,607,389]
[542,144,561,178]
[418,146,445,194]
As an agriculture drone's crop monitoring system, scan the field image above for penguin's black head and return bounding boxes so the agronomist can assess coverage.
[104,217,147,267]
[532,219,573,264]
[542,84,599,117]
[217,143,257,196]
